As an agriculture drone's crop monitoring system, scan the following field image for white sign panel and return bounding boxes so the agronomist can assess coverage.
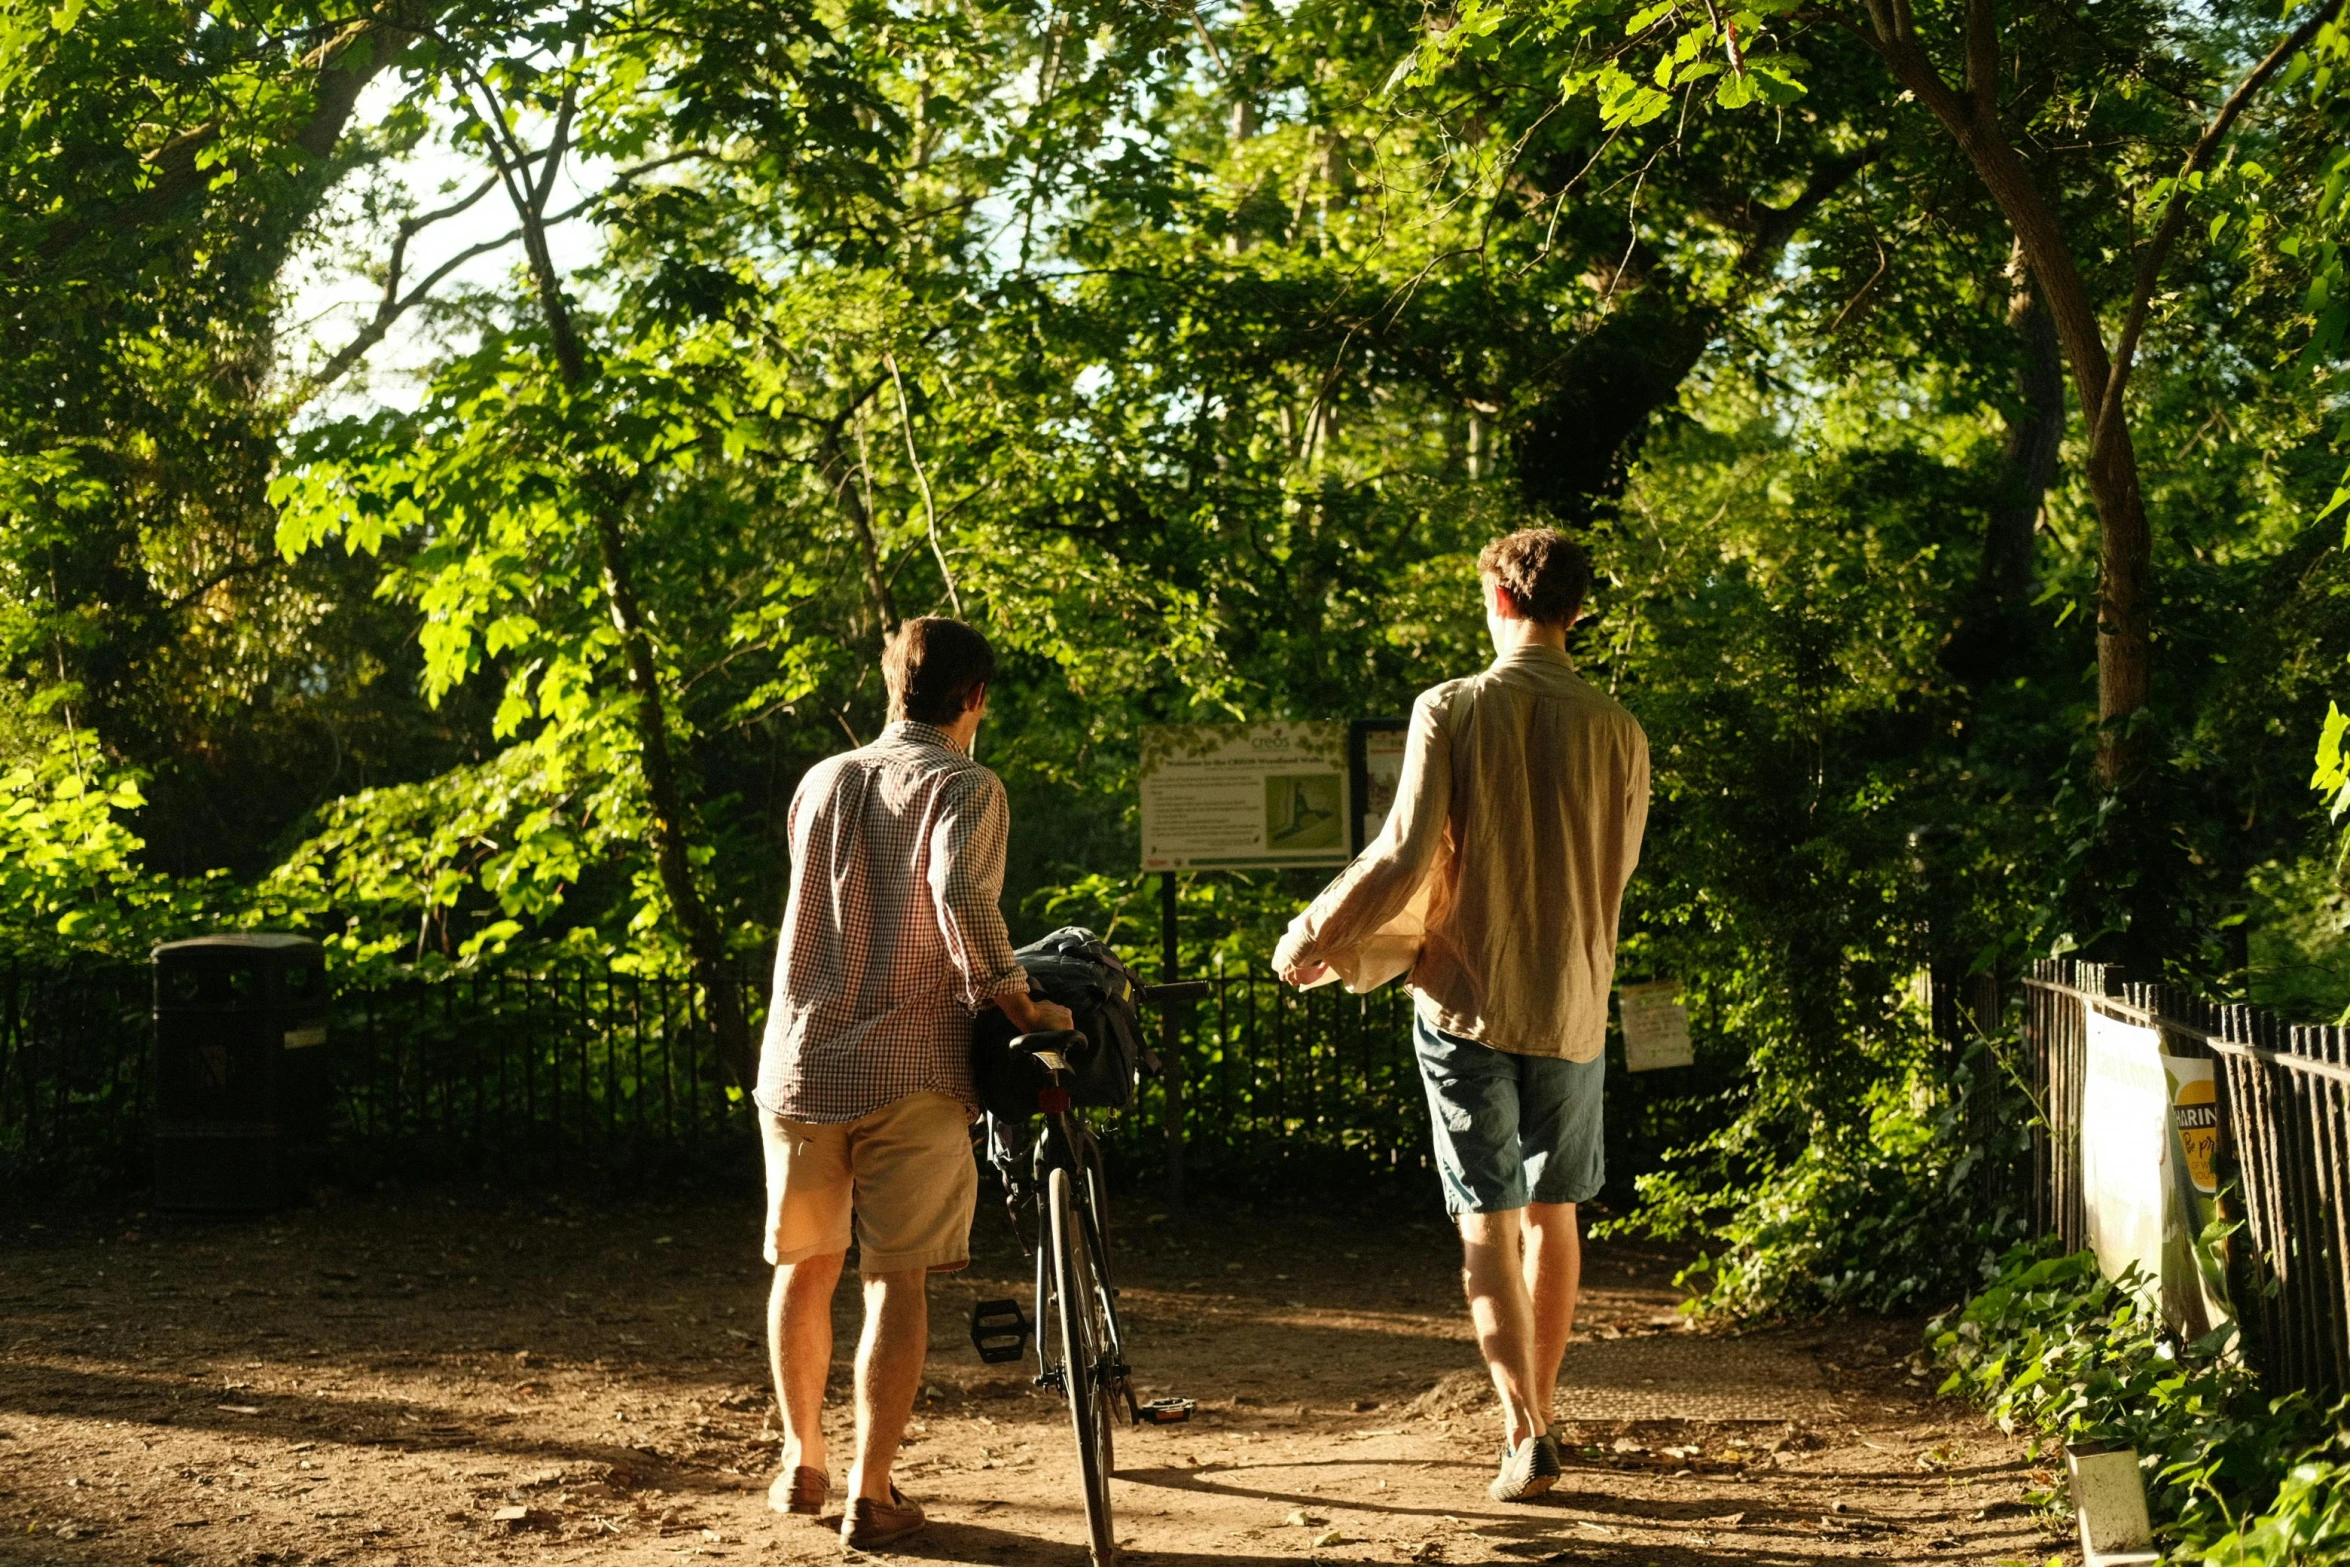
[1618,981,1694,1072]
[2081,1009,2169,1307]
[1140,723,1351,871]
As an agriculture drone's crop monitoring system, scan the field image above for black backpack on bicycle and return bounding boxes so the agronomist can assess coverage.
[969,927,1149,1120]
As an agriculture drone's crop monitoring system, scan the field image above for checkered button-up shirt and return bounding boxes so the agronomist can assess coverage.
[756,720,1030,1124]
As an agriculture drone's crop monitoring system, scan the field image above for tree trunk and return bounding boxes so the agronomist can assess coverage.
[817,419,901,634]
[2086,424,2155,784]
[1984,275,2064,604]
[494,101,757,1089]
[1866,25,2152,784]
[40,12,416,264]
[1512,151,1875,522]
[1941,265,2064,685]
[1514,291,1716,522]
[587,492,758,1089]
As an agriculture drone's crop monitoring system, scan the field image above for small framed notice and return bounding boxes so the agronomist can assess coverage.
[1618,981,1694,1072]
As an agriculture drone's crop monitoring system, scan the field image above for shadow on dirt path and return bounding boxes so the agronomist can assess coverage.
[0,1183,2066,1566]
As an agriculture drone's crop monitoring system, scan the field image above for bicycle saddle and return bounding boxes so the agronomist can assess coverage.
[1009,1028,1091,1061]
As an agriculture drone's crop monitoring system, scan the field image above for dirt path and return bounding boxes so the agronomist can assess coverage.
[0,1184,2067,1566]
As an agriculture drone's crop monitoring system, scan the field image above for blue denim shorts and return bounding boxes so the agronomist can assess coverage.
[1414,1011,1606,1215]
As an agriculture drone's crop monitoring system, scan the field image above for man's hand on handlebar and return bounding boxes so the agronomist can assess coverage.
[998,988,1075,1035]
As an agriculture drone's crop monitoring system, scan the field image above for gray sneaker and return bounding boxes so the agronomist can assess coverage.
[1488,1432,1563,1502]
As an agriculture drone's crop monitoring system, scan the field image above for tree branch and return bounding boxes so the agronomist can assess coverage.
[1733,141,1883,275]
[302,153,696,398]
[2095,0,2347,456]
[884,353,961,618]
[37,11,416,262]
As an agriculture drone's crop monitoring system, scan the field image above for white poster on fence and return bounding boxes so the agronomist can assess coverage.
[2081,1009,2170,1311]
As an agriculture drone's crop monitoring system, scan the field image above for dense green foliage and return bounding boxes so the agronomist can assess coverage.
[2,0,2348,1254]
[1933,1248,2347,1562]
[1637,1041,2031,1317]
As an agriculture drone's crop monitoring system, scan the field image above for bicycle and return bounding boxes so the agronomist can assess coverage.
[967,976,1208,1566]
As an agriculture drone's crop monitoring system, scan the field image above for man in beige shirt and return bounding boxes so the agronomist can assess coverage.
[1274,527,1648,1503]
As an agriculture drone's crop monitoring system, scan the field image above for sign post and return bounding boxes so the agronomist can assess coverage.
[1139,721,1379,1209]
[1348,719,1408,855]
[1161,868,1184,1211]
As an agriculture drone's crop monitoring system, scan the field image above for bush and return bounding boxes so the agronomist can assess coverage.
[1931,1247,2338,1559]
[1628,1041,2031,1319]
[2203,1458,2350,1567]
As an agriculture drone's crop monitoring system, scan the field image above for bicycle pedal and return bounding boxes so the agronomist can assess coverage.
[1137,1397,1196,1425]
[968,1298,1030,1364]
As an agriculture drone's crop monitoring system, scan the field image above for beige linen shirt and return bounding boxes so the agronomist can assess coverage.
[1278,644,1649,1061]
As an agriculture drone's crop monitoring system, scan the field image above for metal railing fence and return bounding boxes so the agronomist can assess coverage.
[330,964,755,1177]
[2024,958,2350,1402]
[0,954,1437,1193]
[0,960,151,1186]
[1121,960,1428,1187]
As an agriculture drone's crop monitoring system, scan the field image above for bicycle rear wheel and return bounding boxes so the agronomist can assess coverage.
[1049,1164,1117,1564]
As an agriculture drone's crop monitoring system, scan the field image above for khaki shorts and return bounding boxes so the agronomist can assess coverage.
[760,1091,978,1274]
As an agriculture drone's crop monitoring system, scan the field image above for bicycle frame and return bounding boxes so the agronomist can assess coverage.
[985,1105,1135,1420]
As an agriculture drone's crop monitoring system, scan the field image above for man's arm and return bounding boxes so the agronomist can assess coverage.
[1621,724,1650,885]
[1273,683,1457,985]
[927,771,1072,1031]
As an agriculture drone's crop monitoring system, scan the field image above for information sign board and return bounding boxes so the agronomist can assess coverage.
[1139,723,1352,871]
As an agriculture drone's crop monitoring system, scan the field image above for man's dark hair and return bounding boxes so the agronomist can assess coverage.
[884,617,997,725]
[1477,527,1591,626]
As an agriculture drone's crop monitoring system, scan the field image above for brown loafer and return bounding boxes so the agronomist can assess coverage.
[769,1464,829,1517]
[842,1485,926,1550]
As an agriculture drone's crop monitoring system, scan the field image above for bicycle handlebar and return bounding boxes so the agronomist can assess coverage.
[1132,980,1211,1005]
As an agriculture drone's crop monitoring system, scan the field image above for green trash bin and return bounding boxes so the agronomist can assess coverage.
[152,934,330,1213]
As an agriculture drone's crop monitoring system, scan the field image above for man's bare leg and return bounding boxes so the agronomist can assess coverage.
[847,1269,930,1503]
[1458,1210,1546,1448]
[1521,1202,1581,1427]
[770,1252,845,1480]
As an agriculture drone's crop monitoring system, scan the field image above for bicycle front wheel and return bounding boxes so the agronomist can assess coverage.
[1049,1164,1117,1564]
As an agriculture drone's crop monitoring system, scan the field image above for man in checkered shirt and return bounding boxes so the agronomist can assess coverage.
[756,617,1071,1551]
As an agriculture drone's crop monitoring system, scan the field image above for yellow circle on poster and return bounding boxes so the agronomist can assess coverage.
[2174,1076,2220,1194]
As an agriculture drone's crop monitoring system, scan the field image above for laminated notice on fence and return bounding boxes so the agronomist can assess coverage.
[1618,982,1693,1072]
[2081,1010,2232,1338]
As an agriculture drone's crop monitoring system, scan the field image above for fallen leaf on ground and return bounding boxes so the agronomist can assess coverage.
[214,1405,262,1416]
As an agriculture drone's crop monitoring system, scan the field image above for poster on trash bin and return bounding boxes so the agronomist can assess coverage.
[1140,724,1352,871]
